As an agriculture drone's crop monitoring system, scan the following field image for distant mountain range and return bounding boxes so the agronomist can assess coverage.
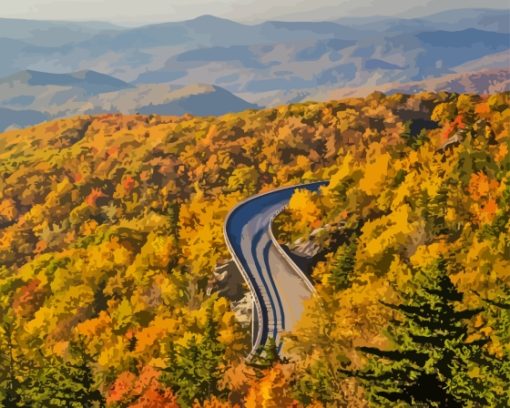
[232,68,510,107]
[0,8,508,130]
[334,8,510,33]
[0,18,121,47]
[2,69,133,93]
[0,107,47,132]
[137,27,508,95]
[308,68,510,100]
[0,70,257,130]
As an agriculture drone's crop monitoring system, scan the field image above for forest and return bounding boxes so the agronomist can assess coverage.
[0,91,508,407]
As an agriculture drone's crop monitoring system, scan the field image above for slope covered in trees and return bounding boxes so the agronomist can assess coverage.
[0,91,508,406]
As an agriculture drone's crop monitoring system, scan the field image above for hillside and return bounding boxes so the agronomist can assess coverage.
[0,18,121,47]
[238,68,510,106]
[0,91,508,406]
[1,67,507,132]
[0,107,48,131]
[106,84,258,116]
[305,68,510,100]
[0,9,508,130]
[335,8,510,32]
[135,27,510,95]
[0,70,133,93]
[0,71,257,130]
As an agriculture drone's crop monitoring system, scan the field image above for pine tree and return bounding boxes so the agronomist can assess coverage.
[22,338,105,407]
[0,285,31,408]
[0,319,23,407]
[162,303,226,407]
[167,202,180,240]
[329,240,357,290]
[351,258,498,407]
[400,120,431,150]
[248,337,281,371]
[294,359,339,406]
[479,283,510,407]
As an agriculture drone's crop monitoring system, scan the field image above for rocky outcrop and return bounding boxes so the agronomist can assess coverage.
[209,260,252,327]
[230,292,252,328]
[210,260,246,301]
[280,225,337,277]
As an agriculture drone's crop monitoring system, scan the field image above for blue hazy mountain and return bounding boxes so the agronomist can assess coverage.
[0,10,507,84]
[1,70,134,94]
[419,8,510,32]
[66,15,362,55]
[0,70,258,131]
[135,28,509,93]
[0,107,48,131]
[0,8,508,128]
[0,10,506,80]
[0,18,121,47]
[137,84,257,116]
[336,8,510,33]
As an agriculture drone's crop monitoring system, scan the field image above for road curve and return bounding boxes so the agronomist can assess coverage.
[224,181,327,359]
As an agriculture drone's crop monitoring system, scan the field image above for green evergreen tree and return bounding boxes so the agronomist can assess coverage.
[400,120,430,150]
[479,283,510,407]
[22,338,104,407]
[167,202,180,240]
[0,281,27,408]
[350,258,498,407]
[248,336,281,371]
[0,319,23,407]
[293,359,339,406]
[162,303,226,407]
[329,240,357,290]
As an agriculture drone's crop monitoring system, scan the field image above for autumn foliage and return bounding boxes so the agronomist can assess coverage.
[0,91,508,406]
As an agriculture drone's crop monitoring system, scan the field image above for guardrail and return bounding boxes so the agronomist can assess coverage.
[223,180,328,360]
[267,208,317,295]
[223,199,266,361]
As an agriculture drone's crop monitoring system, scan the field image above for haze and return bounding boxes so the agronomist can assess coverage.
[1,0,508,24]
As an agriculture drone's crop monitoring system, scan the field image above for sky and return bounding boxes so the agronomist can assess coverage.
[0,0,508,24]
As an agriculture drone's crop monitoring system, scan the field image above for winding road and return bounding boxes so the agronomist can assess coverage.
[224,181,327,358]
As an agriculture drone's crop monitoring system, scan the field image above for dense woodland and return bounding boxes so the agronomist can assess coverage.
[0,91,508,407]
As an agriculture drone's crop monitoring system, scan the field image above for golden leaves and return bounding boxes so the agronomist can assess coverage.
[245,365,295,408]
[358,151,390,196]
[431,102,456,124]
[288,189,321,229]
[410,242,448,268]
[135,318,177,354]
[113,298,134,333]
[327,153,354,191]
[468,172,497,201]
[0,91,508,406]
[494,142,508,163]
[0,198,18,221]
[467,172,500,224]
[75,311,112,338]
[361,204,421,259]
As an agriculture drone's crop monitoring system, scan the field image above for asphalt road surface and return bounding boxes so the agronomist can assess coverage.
[224,181,327,358]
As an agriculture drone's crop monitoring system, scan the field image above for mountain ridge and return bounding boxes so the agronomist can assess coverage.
[1,69,133,92]
[0,8,508,129]
[0,70,258,130]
